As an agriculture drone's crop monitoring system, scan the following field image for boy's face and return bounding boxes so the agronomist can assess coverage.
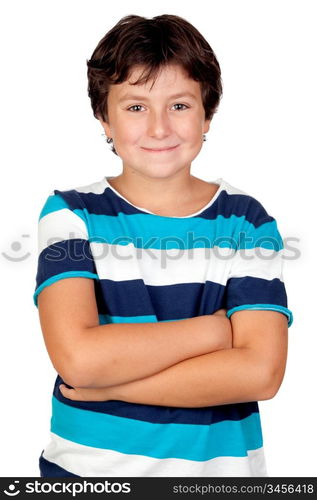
[99,64,211,179]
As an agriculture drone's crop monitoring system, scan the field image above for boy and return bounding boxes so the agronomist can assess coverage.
[34,14,293,477]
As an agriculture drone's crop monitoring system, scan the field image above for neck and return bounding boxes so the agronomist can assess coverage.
[111,167,198,209]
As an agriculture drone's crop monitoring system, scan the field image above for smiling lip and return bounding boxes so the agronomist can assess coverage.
[141,145,179,153]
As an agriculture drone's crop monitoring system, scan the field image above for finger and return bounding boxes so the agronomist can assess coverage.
[214,308,227,316]
[59,384,76,400]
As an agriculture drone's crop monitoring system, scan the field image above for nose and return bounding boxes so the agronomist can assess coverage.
[147,109,172,139]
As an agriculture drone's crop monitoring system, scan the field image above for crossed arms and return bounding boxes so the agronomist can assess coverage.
[37,278,288,407]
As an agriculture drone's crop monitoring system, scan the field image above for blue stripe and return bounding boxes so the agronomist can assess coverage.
[54,187,275,228]
[53,375,259,424]
[55,188,149,217]
[94,278,289,321]
[95,280,224,319]
[51,396,263,460]
[35,239,97,288]
[98,313,159,324]
[98,314,183,324]
[33,271,99,307]
[70,212,283,251]
[39,452,79,477]
[39,193,69,220]
[40,191,282,251]
[225,276,290,319]
[34,271,290,322]
[227,303,293,327]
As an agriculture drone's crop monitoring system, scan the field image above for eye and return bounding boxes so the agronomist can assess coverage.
[172,103,189,111]
[127,105,145,112]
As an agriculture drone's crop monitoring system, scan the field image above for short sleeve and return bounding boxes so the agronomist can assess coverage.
[33,191,99,308]
[225,200,293,327]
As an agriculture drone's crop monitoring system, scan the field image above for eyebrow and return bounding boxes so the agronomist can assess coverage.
[118,92,198,102]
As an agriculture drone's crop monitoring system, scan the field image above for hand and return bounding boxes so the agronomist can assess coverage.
[211,309,233,350]
[59,384,115,402]
[213,308,227,317]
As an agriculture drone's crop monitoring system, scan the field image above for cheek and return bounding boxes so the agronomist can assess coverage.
[115,121,143,145]
[177,116,204,139]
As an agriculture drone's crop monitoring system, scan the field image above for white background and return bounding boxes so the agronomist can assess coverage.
[0,0,315,477]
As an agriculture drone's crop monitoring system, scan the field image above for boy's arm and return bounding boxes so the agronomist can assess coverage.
[113,309,288,406]
[38,278,232,389]
[80,313,230,388]
[61,309,288,407]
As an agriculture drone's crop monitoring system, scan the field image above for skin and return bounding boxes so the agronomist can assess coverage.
[59,309,232,404]
[97,63,218,217]
[60,65,228,402]
[59,382,116,402]
[59,309,287,406]
[59,64,288,405]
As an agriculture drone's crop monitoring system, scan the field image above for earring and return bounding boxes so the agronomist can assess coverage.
[203,134,207,142]
[101,133,113,144]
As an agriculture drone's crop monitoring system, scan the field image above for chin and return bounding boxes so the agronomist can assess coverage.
[145,165,190,180]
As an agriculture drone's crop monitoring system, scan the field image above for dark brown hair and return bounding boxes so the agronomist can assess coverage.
[87,14,223,155]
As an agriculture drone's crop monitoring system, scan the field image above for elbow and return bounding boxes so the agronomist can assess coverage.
[63,360,99,389]
[60,353,115,389]
[61,367,89,389]
[54,360,83,389]
[260,368,286,400]
[55,353,96,389]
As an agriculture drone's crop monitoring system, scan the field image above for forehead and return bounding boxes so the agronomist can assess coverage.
[110,64,202,99]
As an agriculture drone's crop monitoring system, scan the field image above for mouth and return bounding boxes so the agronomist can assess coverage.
[141,145,179,153]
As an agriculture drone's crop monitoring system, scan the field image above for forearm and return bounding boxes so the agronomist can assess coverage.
[74,313,232,388]
[107,346,271,407]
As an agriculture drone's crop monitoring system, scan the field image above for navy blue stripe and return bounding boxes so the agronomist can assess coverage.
[95,278,288,320]
[53,375,259,425]
[95,280,225,319]
[35,239,97,288]
[39,451,80,477]
[225,276,288,310]
[55,188,274,228]
[55,188,148,216]
[214,190,274,227]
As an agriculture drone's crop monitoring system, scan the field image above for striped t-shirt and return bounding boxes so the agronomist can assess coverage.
[33,176,293,477]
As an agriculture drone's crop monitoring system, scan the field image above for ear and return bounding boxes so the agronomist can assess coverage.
[97,114,111,138]
[203,118,211,134]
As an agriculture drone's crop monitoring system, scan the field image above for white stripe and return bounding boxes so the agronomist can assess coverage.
[229,247,285,282]
[43,433,268,477]
[38,209,89,255]
[74,178,108,194]
[217,179,249,196]
[38,210,284,286]
[91,243,283,285]
[90,242,234,285]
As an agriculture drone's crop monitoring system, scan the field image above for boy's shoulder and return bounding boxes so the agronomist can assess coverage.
[220,178,249,197]
[72,177,108,195]
[41,177,108,213]
[41,176,274,227]
[38,177,108,223]
[220,178,275,227]
[56,176,108,199]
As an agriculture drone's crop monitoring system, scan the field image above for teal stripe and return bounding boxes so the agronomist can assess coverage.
[39,199,284,251]
[226,304,293,327]
[82,212,283,251]
[33,271,99,307]
[97,314,184,324]
[51,396,263,460]
[39,194,69,220]
[98,314,158,324]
